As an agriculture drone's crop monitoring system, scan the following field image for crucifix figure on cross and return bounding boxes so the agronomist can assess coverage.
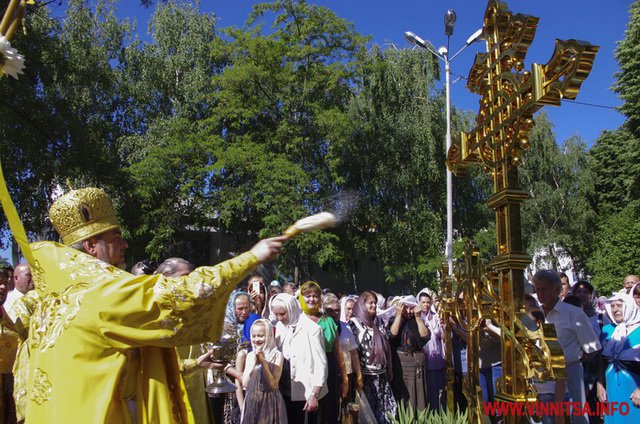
[442,1,598,422]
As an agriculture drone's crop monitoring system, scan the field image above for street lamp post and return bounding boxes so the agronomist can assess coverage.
[405,14,482,276]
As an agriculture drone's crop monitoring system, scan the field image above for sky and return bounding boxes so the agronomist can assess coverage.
[115,0,630,146]
[2,0,632,263]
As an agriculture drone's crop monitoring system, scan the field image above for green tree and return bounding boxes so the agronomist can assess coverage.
[116,1,224,260]
[0,0,132,243]
[614,0,640,137]
[330,46,454,289]
[518,113,595,269]
[586,2,640,288]
[120,0,367,272]
[199,0,366,277]
[588,202,640,295]
[588,128,640,214]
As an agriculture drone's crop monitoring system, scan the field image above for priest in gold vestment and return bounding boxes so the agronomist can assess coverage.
[20,188,285,423]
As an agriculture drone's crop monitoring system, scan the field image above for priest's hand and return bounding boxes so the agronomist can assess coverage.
[250,236,288,263]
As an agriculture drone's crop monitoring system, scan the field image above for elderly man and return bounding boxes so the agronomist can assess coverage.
[3,264,33,321]
[154,257,213,424]
[533,270,601,424]
[19,187,285,423]
[622,274,640,294]
[154,257,194,278]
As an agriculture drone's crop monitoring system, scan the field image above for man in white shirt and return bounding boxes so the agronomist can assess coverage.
[533,270,601,424]
[3,263,33,321]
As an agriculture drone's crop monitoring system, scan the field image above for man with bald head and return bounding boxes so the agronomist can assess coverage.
[623,274,640,293]
[3,264,32,321]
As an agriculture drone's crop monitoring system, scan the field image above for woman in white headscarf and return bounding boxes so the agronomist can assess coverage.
[339,295,358,323]
[388,295,430,412]
[270,293,327,424]
[598,292,640,422]
[377,296,401,327]
[241,319,287,423]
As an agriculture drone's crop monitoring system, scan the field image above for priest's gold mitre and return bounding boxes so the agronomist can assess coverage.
[48,187,120,246]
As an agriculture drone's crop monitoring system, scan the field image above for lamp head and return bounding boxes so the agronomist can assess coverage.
[404,31,427,49]
[466,28,484,45]
[444,9,456,37]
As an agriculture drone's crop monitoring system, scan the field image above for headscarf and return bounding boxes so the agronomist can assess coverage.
[352,291,387,366]
[224,290,250,331]
[388,295,419,322]
[603,292,640,362]
[298,281,322,316]
[271,293,302,358]
[596,296,608,315]
[249,319,278,362]
[399,295,418,308]
[224,290,259,343]
[339,295,358,323]
[571,280,596,318]
[417,288,433,298]
[376,296,401,326]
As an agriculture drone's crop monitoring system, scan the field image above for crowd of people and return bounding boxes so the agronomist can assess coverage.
[128,270,450,424]
[0,187,638,424]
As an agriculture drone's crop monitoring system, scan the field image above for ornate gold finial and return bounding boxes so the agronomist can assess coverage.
[48,188,120,246]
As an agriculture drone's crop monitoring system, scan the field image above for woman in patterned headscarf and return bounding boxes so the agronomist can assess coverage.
[241,319,287,423]
[271,292,326,424]
[217,290,261,423]
[599,292,640,423]
[224,290,261,343]
[349,291,396,423]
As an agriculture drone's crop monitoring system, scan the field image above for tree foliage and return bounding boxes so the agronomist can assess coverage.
[614,0,640,137]
[5,0,630,291]
[585,1,640,290]
[329,46,491,289]
[588,128,640,214]
[518,113,595,269]
[0,0,131,243]
[116,1,223,260]
[588,202,640,296]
